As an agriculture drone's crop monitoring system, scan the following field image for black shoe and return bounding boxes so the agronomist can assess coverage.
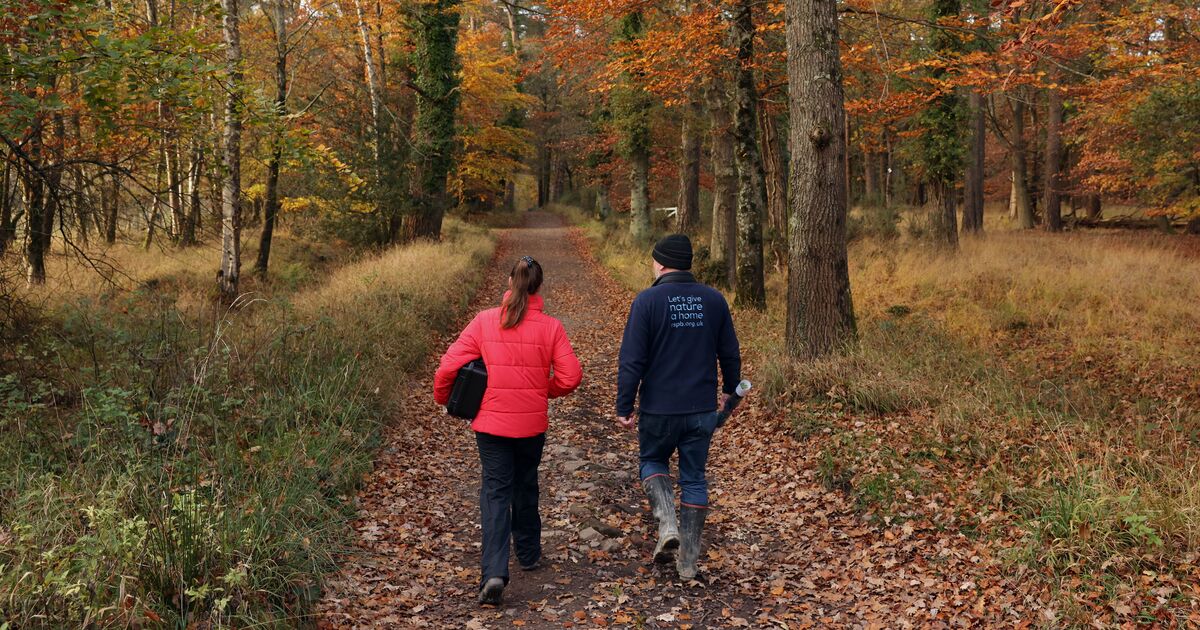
[519,556,540,571]
[478,577,504,605]
[676,505,707,581]
[642,476,680,563]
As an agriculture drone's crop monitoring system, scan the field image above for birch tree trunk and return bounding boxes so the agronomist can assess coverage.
[144,143,164,249]
[354,0,389,240]
[180,143,202,246]
[167,136,183,240]
[784,0,856,359]
[218,0,243,302]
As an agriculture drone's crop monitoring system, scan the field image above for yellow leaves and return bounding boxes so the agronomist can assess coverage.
[457,27,536,127]
[452,125,533,203]
[451,23,535,204]
[305,143,366,193]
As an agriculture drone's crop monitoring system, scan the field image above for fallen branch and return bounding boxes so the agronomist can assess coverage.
[1068,216,1200,233]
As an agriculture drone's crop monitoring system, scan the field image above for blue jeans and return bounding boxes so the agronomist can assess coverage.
[638,411,719,507]
[476,431,545,585]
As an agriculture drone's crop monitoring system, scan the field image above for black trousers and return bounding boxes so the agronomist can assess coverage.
[475,431,545,584]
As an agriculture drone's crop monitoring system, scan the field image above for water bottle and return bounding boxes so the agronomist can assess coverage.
[716,380,751,427]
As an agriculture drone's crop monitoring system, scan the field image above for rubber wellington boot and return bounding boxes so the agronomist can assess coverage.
[642,475,680,563]
[676,505,707,580]
[478,577,504,605]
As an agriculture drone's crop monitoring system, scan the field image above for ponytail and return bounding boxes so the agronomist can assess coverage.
[501,256,543,329]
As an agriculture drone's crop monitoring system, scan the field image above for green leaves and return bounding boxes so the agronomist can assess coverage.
[0,0,216,140]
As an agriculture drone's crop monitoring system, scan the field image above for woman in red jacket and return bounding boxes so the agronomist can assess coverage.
[434,256,582,606]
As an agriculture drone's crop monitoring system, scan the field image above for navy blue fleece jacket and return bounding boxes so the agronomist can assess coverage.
[616,271,741,417]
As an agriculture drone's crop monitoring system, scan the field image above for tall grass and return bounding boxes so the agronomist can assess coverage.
[0,221,495,627]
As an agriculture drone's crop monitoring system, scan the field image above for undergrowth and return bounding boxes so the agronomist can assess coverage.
[0,222,495,627]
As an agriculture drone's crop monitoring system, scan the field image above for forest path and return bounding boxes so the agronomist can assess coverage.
[315,211,1012,629]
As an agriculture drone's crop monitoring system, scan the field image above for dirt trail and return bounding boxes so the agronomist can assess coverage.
[316,212,1031,629]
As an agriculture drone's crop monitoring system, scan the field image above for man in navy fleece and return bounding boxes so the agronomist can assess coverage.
[615,233,742,581]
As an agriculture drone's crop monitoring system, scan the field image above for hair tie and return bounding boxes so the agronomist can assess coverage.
[521,256,535,269]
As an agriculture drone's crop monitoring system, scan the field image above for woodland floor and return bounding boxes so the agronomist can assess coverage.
[316,212,1057,629]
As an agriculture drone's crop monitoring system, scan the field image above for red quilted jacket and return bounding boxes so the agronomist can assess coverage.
[434,292,582,438]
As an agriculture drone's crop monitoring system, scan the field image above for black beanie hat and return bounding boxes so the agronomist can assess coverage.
[653,234,693,270]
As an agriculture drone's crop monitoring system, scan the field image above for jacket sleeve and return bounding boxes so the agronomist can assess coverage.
[433,313,483,405]
[716,296,742,395]
[615,296,649,417]
[547,321,582,399]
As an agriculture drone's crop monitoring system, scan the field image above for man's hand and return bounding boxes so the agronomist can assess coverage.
[615,415,637,431]
[719,393,743,419]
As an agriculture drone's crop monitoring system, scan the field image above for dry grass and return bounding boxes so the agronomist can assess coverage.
[295,220,496,378]
[850,230,1200,371]
[21,230,345,317]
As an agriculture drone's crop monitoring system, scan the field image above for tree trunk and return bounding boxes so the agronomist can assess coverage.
[595,180,611,219]
[0,156,14,256]
[923,0,963,248]
[537,144,549,207]
[863,150,878,206]
[180,143,202,246]
[505,4,521,55]
[549,153,564,202]
[23,125,49,285]
[675,97,701,234]
[1010,93,1035,229]
[931,180,958,247]
[218,0,243,302]
[67,110,89,246]
[144,146,164,249]
[759,109,788,269]
[963,91,986,233]
[1042,78,1064,232]
[784,0,856,359]
[48,115,63,257]
[167,137,183,240]
[104,169,120,243]
[257,0,288,273]
[354,0,388,239]
[706,83,737,286]
[629,149,652,244]
[730,0,766,310]
[1086,193,1101,219]
[411,0,463,240]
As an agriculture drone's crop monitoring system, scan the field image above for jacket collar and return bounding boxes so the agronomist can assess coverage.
[502,290,544,311]
[651,270,696,287]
